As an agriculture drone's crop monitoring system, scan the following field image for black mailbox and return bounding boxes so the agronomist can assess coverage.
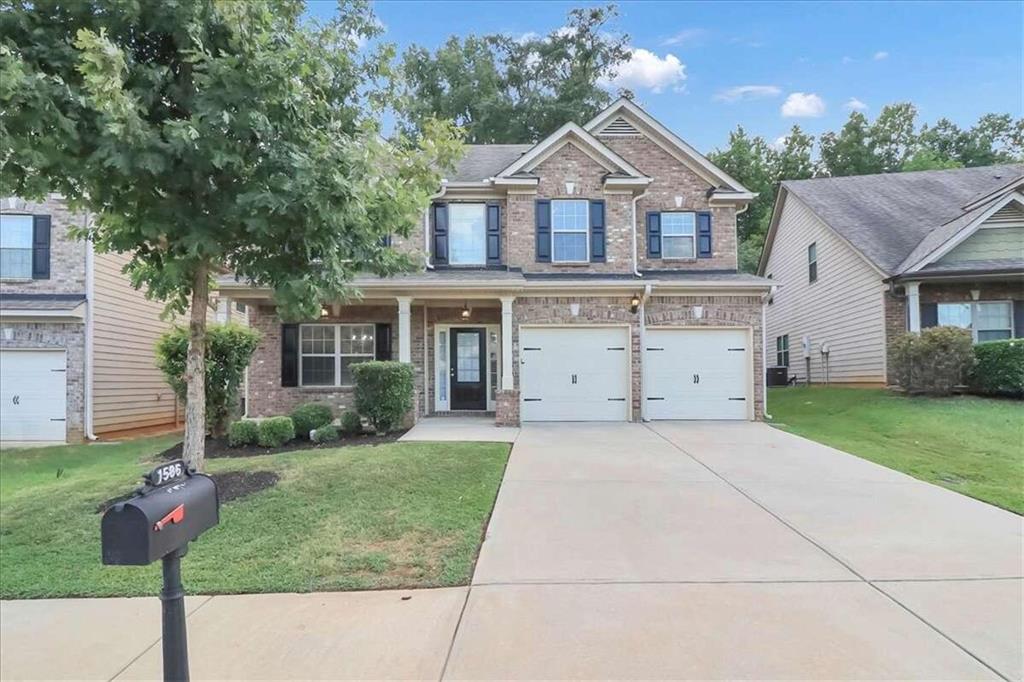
[102,462,219,566]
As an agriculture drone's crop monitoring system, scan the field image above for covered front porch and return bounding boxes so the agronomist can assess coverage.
[898,273,1023,340]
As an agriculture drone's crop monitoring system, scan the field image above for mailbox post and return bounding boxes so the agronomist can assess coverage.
[101,460,219,682]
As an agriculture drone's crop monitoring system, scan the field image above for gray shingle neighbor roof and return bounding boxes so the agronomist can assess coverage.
[449,144,534,182]
[780,164,1024,275]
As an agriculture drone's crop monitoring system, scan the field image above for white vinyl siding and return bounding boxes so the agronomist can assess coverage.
[763,193,887,384]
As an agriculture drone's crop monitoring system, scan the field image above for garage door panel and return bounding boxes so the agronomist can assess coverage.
[644,329,750,421]
[1,350,68,441]
[520,327,630,422]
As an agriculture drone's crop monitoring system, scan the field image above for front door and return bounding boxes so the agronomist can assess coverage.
[450,328,487,410]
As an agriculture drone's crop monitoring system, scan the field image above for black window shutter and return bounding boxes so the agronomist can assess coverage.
[281,324,299,386]
[646,212,661,258]
[920,302,938,329]
[589,200,606,262]
[486,202,501,265]
[32,215,51,279]
[535,199,551,262]
[375,323,392,360]
[1014,301,1024,338]
[697,212,712,258]
[432,203,448,265]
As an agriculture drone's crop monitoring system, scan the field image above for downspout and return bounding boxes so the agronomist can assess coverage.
[638,283,653,422]
[631,188,649,277]
[83,211,98,440]
[423,181,449,270]
[761,285,775,422]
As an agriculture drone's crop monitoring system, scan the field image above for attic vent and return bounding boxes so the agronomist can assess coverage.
[600,116,640,136]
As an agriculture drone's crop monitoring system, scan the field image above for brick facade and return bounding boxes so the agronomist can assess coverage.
[495,389,520,426]
[882,290,907,384]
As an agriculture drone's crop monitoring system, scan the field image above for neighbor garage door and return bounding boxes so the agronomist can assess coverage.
[520,326,630,421]
[643,328,750,420]
[0,349,67,441]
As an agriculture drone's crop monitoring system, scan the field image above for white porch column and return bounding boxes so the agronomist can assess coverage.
[397,296,412,362]
[500,296,515,390]
[906,282,921,333]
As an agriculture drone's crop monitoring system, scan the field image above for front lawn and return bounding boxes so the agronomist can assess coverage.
[768,387,1023,514]
[0,436,509,599]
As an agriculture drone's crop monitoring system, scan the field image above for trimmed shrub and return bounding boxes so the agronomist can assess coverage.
[257,416,295,448]
[340,410,363,436]
[890,326,975,395]
[311,424,339,443]
[970,339,1024,397]
[156,323,261,436]
[227,420,259,447]
[353,361,414,434]
[290,403,334,439]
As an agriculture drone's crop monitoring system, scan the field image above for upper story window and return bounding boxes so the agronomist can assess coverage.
[808,242,818,283]
[448,204,487,265]
[300,323,375,387]
[551,199,589,263]
[0,215,33,279]
[661,212,696,259]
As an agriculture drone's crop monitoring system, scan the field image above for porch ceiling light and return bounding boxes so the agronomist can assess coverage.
[320,305,330,318]
[461,302,471,319]
[629,294,641,314]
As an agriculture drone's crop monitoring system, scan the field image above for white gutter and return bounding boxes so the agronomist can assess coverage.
[423,181,448,270]
[84,211,97,440]
[638,282,653,422]
[631,188,649,278]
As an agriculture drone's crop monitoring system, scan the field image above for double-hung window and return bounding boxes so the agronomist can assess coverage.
[448,203,487,265]
[776,335,790,367]
[808,242,818,283]
[661,212,696,258]
[551,199,589,263]
[0,215,33,279]
[300,324,375,387]
[935,301,1013,342]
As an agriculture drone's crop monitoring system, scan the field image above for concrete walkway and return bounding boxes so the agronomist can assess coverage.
[2,422,1021,680]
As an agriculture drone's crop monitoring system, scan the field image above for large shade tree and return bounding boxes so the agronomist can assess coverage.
[1,0,461,468]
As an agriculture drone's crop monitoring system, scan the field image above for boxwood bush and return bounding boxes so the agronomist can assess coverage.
[340,410,363,436]
[353,361,414,434]
[227,419,259,447]
[312,424,339,443]
[290,403,334,439]
[970,339,1024,397]
[890,326,974,395]
[257,416,295,448]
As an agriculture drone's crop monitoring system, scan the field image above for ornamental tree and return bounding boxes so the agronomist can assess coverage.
[1,0,462,468]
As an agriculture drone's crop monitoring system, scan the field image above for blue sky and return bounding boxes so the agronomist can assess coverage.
[308,1,1022,152]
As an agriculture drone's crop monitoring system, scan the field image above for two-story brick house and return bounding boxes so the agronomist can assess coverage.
[218,98,774,426]
[0,196,198,443]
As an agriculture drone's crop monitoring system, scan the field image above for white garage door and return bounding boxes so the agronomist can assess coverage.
[520,327,630,421]
[644,328,750,420]
[0,350,68,441]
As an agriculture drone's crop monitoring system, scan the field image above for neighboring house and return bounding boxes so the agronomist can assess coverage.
[219,98,773,426]
[0,196,188,443]
[758,165,1024,385]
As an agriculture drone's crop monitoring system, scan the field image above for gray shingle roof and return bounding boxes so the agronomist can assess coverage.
[449,145,534,182]
[0,293,86,311]
[781,164,1024,275]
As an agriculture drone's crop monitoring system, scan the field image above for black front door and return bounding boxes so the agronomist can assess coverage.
[450,328,487,410]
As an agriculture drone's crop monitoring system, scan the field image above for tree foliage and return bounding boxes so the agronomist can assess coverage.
[399,4,632,143]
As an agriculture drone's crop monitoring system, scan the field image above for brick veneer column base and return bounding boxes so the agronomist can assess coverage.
[495,389,520,427]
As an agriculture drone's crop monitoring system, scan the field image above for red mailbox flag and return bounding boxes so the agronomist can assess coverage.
[154,504,185,532]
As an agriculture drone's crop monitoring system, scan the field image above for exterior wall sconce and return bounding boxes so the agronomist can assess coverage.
[565,181,576,195]
[629,294,641,314]
[461,302,472,319]
[569,302,581,317]
[674,196,684,208]
[320,305,330,318]
[970,288,981,301]
[692,305,704,319]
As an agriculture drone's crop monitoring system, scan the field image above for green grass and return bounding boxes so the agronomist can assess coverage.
[0,436,510,599]
[768,387,1024,514]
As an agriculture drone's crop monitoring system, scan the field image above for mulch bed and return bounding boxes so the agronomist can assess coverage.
[155,429,408,462]
[95,470,280,513]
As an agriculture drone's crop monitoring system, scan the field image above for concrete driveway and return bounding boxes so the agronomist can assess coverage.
[448,421,1023,680]
[3,422,1021,680]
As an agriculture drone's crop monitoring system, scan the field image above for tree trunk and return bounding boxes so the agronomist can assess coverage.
[182,263,209,471]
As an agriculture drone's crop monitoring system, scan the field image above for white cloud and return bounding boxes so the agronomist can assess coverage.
[601,48,686,94]
[844,97,868,111]
[781,92,826,118]
[873,50,889,60]
[713,84,781,103]
[841,55,854,64]
[662,28,707,46]
[513,31,540,44]
[772,135,788,150]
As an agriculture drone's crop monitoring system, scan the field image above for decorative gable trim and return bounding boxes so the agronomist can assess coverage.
[494,122,647,180]
[584,98,751,194]
[905,192,1024,273]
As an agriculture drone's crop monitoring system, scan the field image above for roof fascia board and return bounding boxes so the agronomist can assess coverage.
[584,98,750,193]
[905,191,1024,273]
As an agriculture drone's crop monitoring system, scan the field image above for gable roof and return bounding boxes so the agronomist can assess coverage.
[494,122,647,179]
[760,164,1024,276]
[450,144,533,183]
